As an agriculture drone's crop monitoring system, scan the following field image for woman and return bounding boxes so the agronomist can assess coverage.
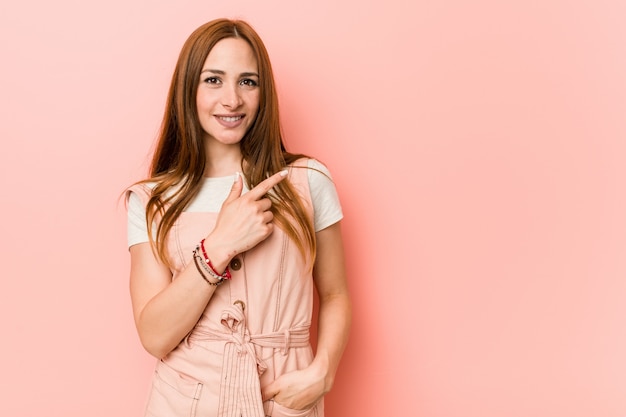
[126,18,351,417]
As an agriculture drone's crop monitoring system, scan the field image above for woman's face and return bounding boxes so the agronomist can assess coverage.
[196,37,260,148]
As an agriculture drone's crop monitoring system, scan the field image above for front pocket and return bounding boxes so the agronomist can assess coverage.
[146,361,203,417]
[265,400,317,417]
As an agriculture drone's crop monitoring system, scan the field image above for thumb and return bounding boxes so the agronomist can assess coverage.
[224,172,243,203]
[261,381,279,402]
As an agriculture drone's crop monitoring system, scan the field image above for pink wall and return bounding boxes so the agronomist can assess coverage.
[1,0,625,416]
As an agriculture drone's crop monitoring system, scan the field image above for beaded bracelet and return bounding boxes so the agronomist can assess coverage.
[199,239,232,280]
[192,250,224,286]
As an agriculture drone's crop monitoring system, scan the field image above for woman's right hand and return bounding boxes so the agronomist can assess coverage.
[203,170,289,269]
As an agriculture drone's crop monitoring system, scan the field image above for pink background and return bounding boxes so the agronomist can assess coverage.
[1,0,625,416]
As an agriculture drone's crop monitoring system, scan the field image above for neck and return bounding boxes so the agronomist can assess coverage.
[203,141,243,177]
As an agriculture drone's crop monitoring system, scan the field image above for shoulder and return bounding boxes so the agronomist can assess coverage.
[287,158,333,180]
[126,179,185,205]
[303,159,335,192]
[306,158,333,180]
[126,181,156,202]
[284,158,337,193]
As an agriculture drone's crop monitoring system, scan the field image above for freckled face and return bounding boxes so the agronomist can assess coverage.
[196,38,260,147]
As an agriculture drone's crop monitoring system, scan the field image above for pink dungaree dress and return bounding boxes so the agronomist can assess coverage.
[129,160,323,417]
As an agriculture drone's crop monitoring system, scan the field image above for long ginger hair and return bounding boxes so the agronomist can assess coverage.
[139,19,315,266]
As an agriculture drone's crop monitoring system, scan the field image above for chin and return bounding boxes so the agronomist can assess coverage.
[216,137,245,146]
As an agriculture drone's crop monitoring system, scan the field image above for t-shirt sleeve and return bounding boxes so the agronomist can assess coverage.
[127,190,150,248]
[307,159,343,232]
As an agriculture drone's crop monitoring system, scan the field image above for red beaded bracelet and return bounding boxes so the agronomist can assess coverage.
[199,239,232,280]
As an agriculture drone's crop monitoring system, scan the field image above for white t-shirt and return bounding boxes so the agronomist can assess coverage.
[127,159,342,247]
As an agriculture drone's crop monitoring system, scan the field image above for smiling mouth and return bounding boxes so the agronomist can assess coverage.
[218,115,243,122]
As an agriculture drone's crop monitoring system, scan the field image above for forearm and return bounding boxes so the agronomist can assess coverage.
[135,262,218,358]
[312,293,352,391]
[308,222,351,391]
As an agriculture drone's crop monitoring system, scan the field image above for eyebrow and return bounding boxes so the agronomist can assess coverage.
[200,69,259,77]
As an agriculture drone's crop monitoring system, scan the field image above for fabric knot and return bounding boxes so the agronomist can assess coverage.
[217,302,269,417]
[220,305,245,333]
[219,304,267,375]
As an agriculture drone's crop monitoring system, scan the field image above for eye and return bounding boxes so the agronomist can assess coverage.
[203,77,221,85]
[240,78,258,88]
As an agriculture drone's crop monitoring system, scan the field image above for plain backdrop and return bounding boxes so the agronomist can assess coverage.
[1,0,625,416]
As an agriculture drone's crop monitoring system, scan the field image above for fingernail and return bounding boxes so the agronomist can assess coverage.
[233,172,240,182]
[279,169,288,177]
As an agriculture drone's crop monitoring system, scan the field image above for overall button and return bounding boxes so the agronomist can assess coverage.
[230,257,242,270]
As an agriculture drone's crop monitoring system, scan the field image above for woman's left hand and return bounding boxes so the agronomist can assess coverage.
[261,364,328,410]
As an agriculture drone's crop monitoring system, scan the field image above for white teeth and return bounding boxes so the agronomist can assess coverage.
[220,116,242,122]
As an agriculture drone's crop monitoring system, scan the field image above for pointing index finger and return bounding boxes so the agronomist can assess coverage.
[247,169,289,200]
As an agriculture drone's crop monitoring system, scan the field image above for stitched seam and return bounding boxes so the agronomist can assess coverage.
[273,233,288,332]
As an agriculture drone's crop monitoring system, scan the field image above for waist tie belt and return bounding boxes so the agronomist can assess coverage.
[186,303,310,417]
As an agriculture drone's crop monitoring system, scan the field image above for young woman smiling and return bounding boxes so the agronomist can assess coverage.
[126,19,351,417]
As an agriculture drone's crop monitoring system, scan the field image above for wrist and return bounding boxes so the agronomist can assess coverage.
[310,356,334,393]
[192,249,225,286]
[200,236,235,274]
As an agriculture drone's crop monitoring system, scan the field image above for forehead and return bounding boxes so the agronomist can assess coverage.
[203,38,258,71]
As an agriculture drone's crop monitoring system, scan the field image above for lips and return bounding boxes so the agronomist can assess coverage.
[218,115,243,122]
[214,114,245,128]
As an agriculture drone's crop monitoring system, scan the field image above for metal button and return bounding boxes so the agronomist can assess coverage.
[234,300,245,311]
[230,257,242,270]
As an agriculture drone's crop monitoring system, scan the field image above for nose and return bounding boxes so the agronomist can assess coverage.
[221,83,243,109]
